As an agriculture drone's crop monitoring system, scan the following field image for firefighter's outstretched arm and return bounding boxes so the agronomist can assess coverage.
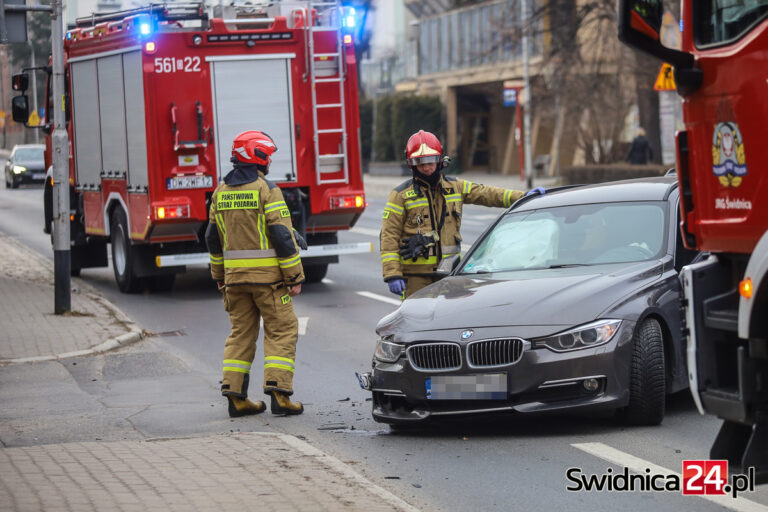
[264,187,305,286]
[459,179,525,208]
[381,190,406,282]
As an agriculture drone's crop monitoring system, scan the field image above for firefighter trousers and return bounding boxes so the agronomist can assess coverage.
[404,275,441,298]
[220,283,299,398]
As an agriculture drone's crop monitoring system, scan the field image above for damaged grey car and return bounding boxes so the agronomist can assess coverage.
[360,176,700,427]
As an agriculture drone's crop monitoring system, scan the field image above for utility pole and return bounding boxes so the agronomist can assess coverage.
[521,0,533,189]
[51,0,70,314]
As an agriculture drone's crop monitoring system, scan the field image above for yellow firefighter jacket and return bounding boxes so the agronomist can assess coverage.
[380,175,524,280]
[208,172,305,286]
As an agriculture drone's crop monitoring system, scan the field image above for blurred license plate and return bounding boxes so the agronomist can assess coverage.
[426,374,507,400]
[32,173,45,180]
[167,175,213,190]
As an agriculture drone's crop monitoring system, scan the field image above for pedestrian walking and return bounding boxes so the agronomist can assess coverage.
[625,127,654,164]
[206,130,305,417]
[380,129,545,299]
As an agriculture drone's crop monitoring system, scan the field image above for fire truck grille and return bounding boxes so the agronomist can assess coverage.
[408,343,462,371]
[468,338,524,367]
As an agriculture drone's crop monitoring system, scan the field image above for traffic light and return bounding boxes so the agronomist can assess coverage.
[0,0,28,43]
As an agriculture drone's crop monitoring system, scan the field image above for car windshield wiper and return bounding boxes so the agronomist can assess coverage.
[542,263,589,269]
[460,269,492,274]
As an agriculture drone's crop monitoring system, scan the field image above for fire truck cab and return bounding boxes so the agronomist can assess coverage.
[13,1,369,292]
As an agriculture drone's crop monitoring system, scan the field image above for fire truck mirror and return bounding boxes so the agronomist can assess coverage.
[632,0,662,34]
[11,73,29,92]
[11,95,29,124]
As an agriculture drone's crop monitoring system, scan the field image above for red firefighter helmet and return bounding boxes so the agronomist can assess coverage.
[231,130,277,165]
[405,130,442,167]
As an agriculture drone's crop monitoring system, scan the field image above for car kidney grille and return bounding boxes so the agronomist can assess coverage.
[468,338,524,367]
[408,343,462,371]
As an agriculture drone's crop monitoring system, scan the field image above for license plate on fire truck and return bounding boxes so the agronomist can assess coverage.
[167,175,213,190]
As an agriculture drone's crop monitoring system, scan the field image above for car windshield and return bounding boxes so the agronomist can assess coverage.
[460,201,667,274]
[14,147,44,160]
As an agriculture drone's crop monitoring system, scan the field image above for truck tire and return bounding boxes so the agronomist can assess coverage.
[304,263,328,283]
[110,208,144,293]
[622,318,666,425]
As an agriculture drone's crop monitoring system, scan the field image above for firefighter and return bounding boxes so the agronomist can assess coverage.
[206,130,305,417]
[380,130,546,298]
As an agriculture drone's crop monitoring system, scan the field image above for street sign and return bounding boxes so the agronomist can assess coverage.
[503,88,517,107]
[28,110,39,126]
[654,63,676,91]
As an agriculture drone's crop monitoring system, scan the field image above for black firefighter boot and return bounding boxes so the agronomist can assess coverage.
[228,396,266,418]
[268,391,304,415]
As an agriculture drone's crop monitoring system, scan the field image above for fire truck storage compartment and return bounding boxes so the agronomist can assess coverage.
[70,49,149,191]
[208,54,296,183]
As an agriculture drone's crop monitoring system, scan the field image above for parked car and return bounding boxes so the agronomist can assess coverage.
[4,144,45,189]
[360,176,700,427]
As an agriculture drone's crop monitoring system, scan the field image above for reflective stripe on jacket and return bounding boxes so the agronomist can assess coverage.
[380,175,523,280]
[209,172,305,286]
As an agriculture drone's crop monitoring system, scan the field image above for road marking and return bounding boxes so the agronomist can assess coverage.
[321,278,334,284]
[572,442,768,512]
[356,291,403,306]
[350,226,380,237]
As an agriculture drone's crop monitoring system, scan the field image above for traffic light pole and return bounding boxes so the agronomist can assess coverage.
[50,0,70,314]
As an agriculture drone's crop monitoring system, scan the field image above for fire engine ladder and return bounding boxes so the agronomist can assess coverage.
[307,0,348,185]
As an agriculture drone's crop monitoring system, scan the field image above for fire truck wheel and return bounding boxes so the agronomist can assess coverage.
[620,318,666,426]
[110,208,144,293]
[304,264,328,283]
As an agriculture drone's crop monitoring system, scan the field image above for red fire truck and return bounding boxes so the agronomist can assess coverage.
[619,1,767,481]
[12,1,369,292]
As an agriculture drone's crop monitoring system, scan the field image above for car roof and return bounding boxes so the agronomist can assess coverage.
[12,144,45,151]
[512,176,678,211]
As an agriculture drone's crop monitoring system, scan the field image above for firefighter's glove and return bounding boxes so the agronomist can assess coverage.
[387,278,406,296]
[399,234,435,261]
[292,229,308,250]
[525,186,547,197]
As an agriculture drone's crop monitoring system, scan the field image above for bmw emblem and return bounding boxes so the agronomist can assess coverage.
[461,329,474,340]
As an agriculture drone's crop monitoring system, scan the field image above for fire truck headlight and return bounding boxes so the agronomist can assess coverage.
[343,34,352,45]
[144,41,157,54]
[193,35,202,45]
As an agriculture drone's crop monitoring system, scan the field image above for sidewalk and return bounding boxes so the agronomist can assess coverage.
[0,232,419,512]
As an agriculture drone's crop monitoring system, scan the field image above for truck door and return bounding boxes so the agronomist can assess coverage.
[208,55,297,182]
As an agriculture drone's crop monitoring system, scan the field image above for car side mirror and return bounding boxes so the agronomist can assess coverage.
[436,254,461,276]
[12,73,29,92]
[11,95,29,123]
[616,0,701,96]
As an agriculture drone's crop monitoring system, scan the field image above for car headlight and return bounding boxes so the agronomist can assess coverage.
[12,165,26,174]
[374,336,405,362]
[533,319,622,352]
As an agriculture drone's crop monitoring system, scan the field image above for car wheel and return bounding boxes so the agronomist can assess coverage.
[304,263,328,283]
[146,273,175,292]
[10,176,19,189]
[110,208,144,293]
[622,318,665,425]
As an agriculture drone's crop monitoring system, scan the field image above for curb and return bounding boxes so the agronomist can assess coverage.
[0,329,144,365]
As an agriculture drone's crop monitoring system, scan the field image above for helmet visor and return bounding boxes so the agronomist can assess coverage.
[407,155,441,166]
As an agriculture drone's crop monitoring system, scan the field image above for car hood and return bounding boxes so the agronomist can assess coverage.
[12,159,45,170]
[377,261,664,334]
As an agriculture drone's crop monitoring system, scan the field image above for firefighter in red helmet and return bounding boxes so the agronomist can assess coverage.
[205,130,306,417]
[380,130,543,298]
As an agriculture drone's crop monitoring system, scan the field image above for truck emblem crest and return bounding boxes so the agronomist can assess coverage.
[712,122,747,187]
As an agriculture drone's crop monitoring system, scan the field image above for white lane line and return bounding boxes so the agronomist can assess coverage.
[321,278,334,284]
[298,317,309,336]
[356,291,403,306]
[572,442,768,512]
[350,226,380,237]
